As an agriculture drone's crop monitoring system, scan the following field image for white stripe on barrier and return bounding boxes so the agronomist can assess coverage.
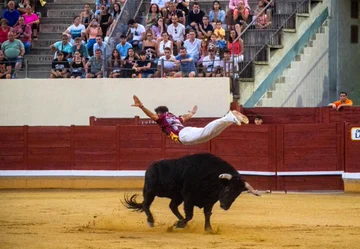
[342,173,360,180]
[277,171,344,176]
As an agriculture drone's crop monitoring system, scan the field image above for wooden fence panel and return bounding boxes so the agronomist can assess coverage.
[0,127,25,170]
[345,123,360,172]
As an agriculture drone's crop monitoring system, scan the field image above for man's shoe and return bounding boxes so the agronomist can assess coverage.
[227,111,242,126]
[232,110,249,125]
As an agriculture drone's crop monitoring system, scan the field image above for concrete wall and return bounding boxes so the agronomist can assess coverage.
[0,78,231,126]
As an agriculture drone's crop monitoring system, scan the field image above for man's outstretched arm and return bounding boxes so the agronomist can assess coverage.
[132,95,159,121]
[182,105,198,122]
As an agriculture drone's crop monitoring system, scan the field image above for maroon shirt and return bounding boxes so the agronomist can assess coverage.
[156,112,184,143]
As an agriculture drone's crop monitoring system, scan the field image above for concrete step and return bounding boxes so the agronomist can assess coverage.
[38,32,63,40]
[40,23,69,33]
[30,47,54,55]
[40,17,73,24]
[47,9,80,18]
[32,39,59,48]
[54,0,90,3]
[25,54,54,62]
[44,3,89,10]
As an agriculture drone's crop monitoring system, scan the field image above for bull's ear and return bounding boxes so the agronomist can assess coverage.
[219,174,232,180]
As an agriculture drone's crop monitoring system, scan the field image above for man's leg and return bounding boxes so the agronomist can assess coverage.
[179,111,248,145]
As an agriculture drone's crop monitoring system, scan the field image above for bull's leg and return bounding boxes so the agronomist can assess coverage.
[203,205,214,232]
[143,192,156,227]
[169,198,184,221]
[175,201,194,228]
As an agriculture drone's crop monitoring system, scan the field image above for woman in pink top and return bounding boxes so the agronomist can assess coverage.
[23,5,39,40]
[0,19,10,45]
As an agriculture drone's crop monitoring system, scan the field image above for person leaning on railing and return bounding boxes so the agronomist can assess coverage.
[328,92,353,111]
[155,47,176,78]
[174,46,196,78]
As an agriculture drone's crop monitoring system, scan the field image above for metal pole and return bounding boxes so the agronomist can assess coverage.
[25,59,28,78]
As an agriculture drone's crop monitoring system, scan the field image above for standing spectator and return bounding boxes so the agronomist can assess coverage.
[121,47,138,78]
[0,19,11,46]
[226,0,250,29]
[22,5,39,40]
[50,52,69,78]
[112,3,121,20]
[234,0,250,34]
[12,16,32,54]
[2,1,20,27]
[328,92,353,111]
[116,34,132,59]
[183,29,201,63]
[167,15,185,52]
[157,31,173,57]
[0,50,12,79]
[187,2,205,29]
[201,48,221,77]
[146,4,162,29]
[85,49,104,78]
[50,34,72,60]
[127,19,146,50]
[85,18,103,56]
[133,50,153,78]
[209,1,225,28]
[254,115,263,125]
[166,2,185,25]
[72,37,89,59]
[174,47,196,77]
[1,31,24,78]
[155,47,176,77]
[93,35,110,58]
[196,16,213,40]
[64,16,86,44]
[152,17,166,42]
[98,5,113,38]
[80,4,94,28]
[69,51,85,79]
[107,48,122,78]
[228,30,244,62]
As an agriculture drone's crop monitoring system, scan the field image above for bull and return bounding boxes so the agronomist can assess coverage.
[122,153,260,232]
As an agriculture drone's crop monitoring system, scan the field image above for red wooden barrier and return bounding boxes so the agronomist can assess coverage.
[345,123,360,173]
[0,127,25,170]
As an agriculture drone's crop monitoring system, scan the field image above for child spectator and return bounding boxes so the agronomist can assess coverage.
[121,47,138,78]
[209,1,225,28]
[0,50,12,79]
[196,16,213,40]
[50,52,69,78]
[98,5,112,38]
[152,17,167,43]
[22,5,39,40]
[155,47,176,77]
[133,50,153,78]
[69,51,85,79]
[64,16,86,44]
[127,19,146,50]
[254,115,263,125]
[157,31,173,57]
[50,34,72,60]
[214,21,225,40]
[0,19,11,46]
[256,8,271,29]
[72,37,89,59]
[116,35,132,59]
[107,48,122,78]
[12,16,32,54]
[146,4,162,29]
[328,92,353,111]
[85,48,104,78]
[80,4,94,28]
[2,1,20,27]
[174,47,196,77]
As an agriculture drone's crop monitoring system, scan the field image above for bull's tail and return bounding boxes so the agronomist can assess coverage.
[121,194,144,212]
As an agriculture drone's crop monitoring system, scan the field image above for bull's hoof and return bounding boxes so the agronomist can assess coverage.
[205,226,213,233]
[147,222,154,228]
[174,220,187,229]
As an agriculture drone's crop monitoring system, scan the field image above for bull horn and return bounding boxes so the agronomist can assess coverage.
[219,174,232,180]
[245,182,260,196]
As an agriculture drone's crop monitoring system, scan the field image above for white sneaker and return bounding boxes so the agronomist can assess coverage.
[232,110,249,125]
[226,111,242,126]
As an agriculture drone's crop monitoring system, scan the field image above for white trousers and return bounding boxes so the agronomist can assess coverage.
[178,112,234,145]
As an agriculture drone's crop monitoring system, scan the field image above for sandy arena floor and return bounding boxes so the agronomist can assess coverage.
[0,190,359,249]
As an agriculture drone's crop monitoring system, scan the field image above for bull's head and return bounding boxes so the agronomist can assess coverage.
[218,173,260,210]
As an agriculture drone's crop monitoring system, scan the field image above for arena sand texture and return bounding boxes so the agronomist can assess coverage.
[1,190,359,249]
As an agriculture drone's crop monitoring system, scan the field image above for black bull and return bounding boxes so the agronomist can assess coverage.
[122,153,260,232]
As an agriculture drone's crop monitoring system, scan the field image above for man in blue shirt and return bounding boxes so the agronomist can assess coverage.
[2,1,20,27]
[174,47,196,77]
[116,35,132,59]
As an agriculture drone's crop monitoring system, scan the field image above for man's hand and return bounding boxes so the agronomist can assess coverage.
[132,95,143,107]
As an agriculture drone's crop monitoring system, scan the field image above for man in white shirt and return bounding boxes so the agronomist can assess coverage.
[202,48,221,77]
[127,19,146,50]
[155,47,177,77]
[93,35,110,58]
[183,30,201,63]
[167,15,185,52]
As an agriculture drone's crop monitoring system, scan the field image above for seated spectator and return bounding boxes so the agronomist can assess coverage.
[262,0,275,21]
[214,21,225,40]
[174,47,196,77]
[0,50,12,79]
[17,0,31,14]
[187,2,205,30]
[0,19,11,46]
[151,0,170,17]
[116,34,132,59]
[226,0,250,29]
[80,3,94,28]
[167,15,185,52]
[234,0,250,35]
[254,115,263,125]
[209,1,225,28]
[85,49,103,78]
[133,50,153,78]
[155,47,176,77]
[22,5,39,40]
[50,52,69,79]
[127,19,146,50]
[107,48,122,78]
[166,2,185,25]
[2,1,20,27]
[98,5,113,38]
[50,34,72,60]
[183,29,201,63]
[1,31,24,78]
[200,48,221,77]
[112,3,121,20]
[121,47,138,78]
[157,31,173,57]
[115,0,129,36]
[95,0,111,15]
[328,92,353,111]
[142,31,158,61]
[256,7,271,29]
[64,16,86,44]
[69,51,85,79]
[146,4,162,29]
[12,16,32,54]
[198,39,208,64]
[228,30,244,62]
[72,37,89,59]
[85,18,103,56]
[196,16,213,40]
[93,35,110,58]
[152,17,167,43]
[175,0,190,16]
